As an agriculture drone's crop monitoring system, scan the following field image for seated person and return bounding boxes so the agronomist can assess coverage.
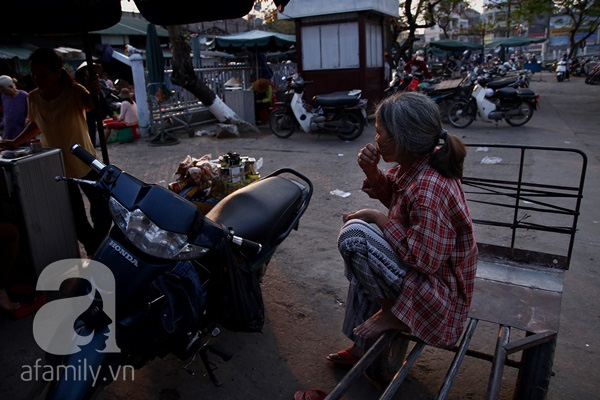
[329,92,477,366]
[404,50,433,79]
[104,88,138,140]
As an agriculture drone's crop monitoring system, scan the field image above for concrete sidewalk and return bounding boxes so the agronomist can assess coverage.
[1,75,599,400]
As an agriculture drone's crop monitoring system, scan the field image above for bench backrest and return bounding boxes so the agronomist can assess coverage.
[462,144,587,270]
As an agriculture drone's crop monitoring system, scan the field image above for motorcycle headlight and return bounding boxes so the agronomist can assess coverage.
[109,198,209,260]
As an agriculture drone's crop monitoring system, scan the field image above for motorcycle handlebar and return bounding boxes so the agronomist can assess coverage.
[232,235,262,255]
[71,144,106,173]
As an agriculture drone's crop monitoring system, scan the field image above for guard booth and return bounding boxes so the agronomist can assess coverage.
[280,0,398,110]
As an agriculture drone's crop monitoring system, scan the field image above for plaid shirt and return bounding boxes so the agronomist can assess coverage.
[362,155,478,348]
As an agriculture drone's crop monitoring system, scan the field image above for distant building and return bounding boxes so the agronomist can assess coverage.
[423,8,481,44]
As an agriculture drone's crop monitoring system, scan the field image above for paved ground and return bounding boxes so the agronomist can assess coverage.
[1,74,599,400]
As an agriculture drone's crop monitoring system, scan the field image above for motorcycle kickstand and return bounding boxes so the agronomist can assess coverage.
[198,346,222,386]
[183,327,233,386]
[198,343,233,386]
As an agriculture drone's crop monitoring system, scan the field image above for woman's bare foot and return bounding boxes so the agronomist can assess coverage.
[353,308,405,339]
[0,289,19,311]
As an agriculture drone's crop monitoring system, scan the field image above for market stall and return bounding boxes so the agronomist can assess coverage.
[168,152,261,213]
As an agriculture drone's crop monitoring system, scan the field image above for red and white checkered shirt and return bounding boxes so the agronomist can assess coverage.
[362,155,478,348]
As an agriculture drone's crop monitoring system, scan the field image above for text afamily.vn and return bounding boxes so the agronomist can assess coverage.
[21,358,135,387]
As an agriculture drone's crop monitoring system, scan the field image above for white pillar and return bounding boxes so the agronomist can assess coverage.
[129,53,150,138]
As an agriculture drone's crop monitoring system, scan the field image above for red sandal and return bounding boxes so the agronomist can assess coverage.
[293,388,328,400]
[326,350,360,366]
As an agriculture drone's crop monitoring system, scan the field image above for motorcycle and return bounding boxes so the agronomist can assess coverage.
[556,59,568,82]
[29,144,313,399]
[419,74,475,122]
[384,70,425,97]
[268,74,368,141]
[447,75,539,129]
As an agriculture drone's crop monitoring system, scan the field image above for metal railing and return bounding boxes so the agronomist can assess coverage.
[147,63,297,134]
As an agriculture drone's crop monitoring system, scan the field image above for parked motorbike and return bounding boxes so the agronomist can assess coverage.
[556,59,568,82]
[268,74,368,141]
[447,75,539,128]
[30,144,313,399]
[419,74,475,122]
[384,70,424,97]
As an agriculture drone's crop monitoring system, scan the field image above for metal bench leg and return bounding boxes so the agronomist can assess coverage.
[324,330,396,400]
[486,325,511,400]
[378,341,426,400]
[436,318,479,400]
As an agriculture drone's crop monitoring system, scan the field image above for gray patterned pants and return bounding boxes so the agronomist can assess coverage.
[337,219,408,348]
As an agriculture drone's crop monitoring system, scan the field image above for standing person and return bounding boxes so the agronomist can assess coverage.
[74,62,106,146]
[0,75,28,141]
[103,88,138,140]
[327,92,478,367]
[0,48,111,257]
[383,52,392,83]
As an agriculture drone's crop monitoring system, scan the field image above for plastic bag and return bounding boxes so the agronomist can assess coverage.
[210,237,265,332]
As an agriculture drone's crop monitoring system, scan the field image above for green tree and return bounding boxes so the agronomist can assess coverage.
[487,0,600,58]
[465,19,498,47]
[553,0,600,57]
[485,0,551,37]
[385,0,470,67]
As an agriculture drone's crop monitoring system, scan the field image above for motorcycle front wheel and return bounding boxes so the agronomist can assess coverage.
[268,108,295,138]
[505,102,534,127]
[336,112,364,141]
[447,100,475,129]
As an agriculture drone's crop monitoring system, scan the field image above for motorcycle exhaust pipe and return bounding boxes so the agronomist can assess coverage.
[488,111,503,120]
[504,108,525,117]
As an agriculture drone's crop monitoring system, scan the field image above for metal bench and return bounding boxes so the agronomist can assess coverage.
[325,144,587,400]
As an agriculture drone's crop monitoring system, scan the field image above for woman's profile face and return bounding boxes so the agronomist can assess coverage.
[375,118,397,163]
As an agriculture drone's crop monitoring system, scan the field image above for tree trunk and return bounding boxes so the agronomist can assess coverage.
[167,25,258,132]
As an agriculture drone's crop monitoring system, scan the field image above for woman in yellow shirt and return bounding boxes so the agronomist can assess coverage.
[0,48,111,256]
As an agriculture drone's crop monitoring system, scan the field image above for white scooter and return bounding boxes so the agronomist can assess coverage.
[447,75,538,128]
[556,59,568,82]
[268,74,368,141]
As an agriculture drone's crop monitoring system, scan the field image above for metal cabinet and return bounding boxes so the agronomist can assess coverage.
[0,148,80,278]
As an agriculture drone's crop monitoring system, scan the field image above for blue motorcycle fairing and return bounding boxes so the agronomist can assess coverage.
[93,229,175,311]
[111,172,201,234]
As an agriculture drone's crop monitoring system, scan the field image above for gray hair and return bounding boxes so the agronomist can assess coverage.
[0,75,16,90]
[375,91,442,159]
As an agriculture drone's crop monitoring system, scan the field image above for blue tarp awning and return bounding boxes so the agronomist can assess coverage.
[209,30,296,53]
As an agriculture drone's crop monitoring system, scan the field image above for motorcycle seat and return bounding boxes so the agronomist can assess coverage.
[206,176,304,246]
[496,87,518,98]
[311,91,360,107]
[486,78,519,89]
[516,88,536,98]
